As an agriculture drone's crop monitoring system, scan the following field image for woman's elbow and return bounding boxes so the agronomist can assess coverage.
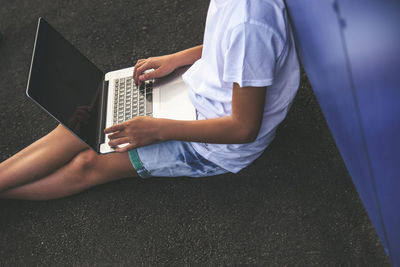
[237,127,259,143]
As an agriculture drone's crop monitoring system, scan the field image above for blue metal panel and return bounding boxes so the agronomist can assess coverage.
[285,0,400,265]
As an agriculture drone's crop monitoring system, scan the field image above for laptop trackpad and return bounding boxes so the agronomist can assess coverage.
[153,77,196,121]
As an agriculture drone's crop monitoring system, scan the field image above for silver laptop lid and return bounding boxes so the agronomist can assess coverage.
[26,18,104,151]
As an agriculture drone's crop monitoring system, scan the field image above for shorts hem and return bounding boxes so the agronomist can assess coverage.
[128,149,152,178]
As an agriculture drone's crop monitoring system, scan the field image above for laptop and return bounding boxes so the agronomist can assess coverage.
[26,18,196,154]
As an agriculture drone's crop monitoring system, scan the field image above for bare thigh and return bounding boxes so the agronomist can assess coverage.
[0,124,88,191]
[0,149,137,200]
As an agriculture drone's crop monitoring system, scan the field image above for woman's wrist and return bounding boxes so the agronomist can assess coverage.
[169,53,185,70]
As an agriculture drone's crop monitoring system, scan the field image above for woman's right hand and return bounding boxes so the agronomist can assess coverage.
[133,54,178,85]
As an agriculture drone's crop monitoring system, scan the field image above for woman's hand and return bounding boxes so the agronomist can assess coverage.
[104,116,163,152]
[133,45,203,85]
[133,54,179,86]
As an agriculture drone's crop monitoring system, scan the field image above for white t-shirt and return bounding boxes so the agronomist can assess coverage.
[182,0,300,173]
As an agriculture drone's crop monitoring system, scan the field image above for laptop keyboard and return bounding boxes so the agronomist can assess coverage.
[113,77,153,125]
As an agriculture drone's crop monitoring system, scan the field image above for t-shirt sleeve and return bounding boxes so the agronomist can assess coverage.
[223,22,286,88]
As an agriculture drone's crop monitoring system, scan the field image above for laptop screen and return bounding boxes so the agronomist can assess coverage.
[27,18,103,150]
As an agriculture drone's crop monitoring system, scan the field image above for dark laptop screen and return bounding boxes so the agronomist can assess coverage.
[27,18,103,150]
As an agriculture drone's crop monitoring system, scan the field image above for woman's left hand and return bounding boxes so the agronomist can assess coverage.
[104,116,162,152]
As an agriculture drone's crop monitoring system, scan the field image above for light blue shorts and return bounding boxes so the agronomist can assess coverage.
[128,141,229,178]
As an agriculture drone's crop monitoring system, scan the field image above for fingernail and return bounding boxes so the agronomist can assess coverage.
[139,75,145,81]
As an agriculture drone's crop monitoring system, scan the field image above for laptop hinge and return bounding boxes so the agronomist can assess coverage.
[95,80,108,153]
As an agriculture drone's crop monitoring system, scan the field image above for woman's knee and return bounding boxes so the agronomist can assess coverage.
[69,150,99,182]
[68,150,135,189]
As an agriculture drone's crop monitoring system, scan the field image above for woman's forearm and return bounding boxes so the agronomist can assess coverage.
[105,115,258,152]
[171,45,203,67]
[133,45,203,85]
[157,83,266,145]
[157,116,258,145]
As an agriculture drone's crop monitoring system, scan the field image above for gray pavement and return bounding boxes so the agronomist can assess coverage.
[0,0,391,265]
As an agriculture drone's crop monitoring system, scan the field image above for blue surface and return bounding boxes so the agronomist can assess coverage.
[285,0,400,265]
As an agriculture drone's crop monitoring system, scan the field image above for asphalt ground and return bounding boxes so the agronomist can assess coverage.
[0,0,391,265]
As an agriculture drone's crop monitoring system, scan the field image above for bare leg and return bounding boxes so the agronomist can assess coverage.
[0,149,137,200]
[0,124,88,192]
